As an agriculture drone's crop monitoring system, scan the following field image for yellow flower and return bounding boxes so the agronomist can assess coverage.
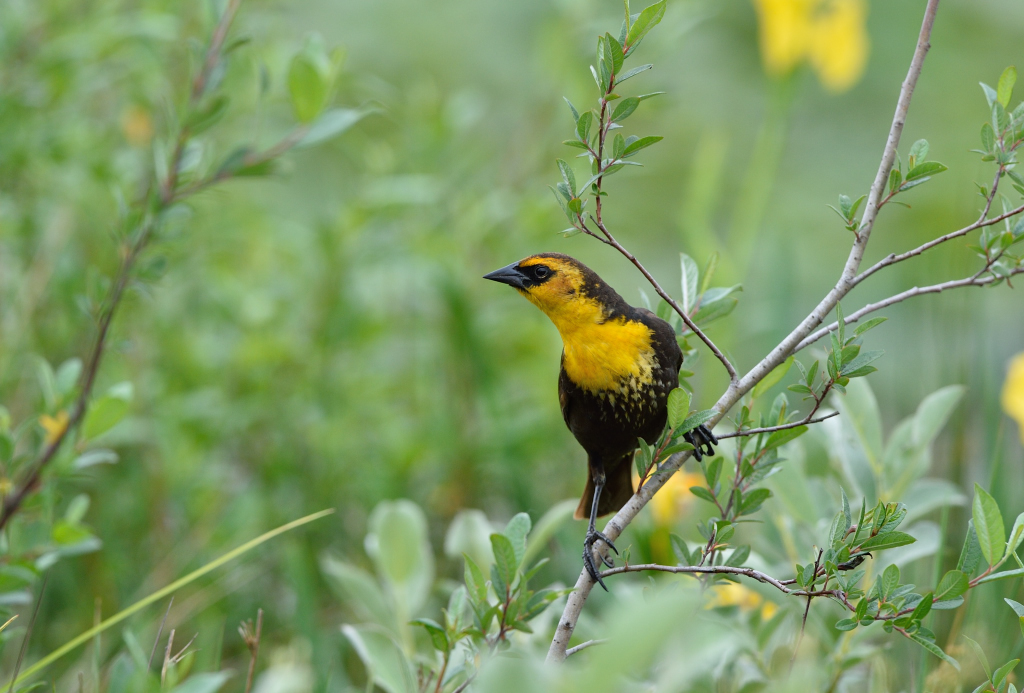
[753,0,869,93]
[809,0,869,92]
[706,582,779,620]
[39,410,69,445]
[120,105,154,147]
[1003,352,1024,444]
[647,469,706,526]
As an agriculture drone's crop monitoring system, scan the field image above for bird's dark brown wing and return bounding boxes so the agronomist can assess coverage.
[558,351,573,429]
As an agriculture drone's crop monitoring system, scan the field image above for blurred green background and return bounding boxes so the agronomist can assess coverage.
[1,0,1023,689]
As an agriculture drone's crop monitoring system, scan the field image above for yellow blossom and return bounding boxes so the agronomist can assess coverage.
[706,582,779,620]
[753,0,869,93]
[646,469,706,526]
[39,410,69,445]
[1003,352,1024,444]
[120,105,154,147]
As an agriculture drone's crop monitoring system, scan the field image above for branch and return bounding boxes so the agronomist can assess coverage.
[597,563,840,600]
[565,639,607,657]
[572,41,739,383]
[547,0,941,662]
[716,411,839,440]
[852,173,1018,289]
[0,1,245,533]
[795,267,1023,352]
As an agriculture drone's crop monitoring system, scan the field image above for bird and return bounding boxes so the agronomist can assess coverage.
[484,253,717,589]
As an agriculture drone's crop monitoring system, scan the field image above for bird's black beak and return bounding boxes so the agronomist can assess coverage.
[483,262,527,290]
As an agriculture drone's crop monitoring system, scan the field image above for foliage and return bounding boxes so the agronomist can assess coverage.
[0,0,1022,691]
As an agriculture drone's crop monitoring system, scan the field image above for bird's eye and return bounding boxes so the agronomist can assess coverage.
[534,266,550,279]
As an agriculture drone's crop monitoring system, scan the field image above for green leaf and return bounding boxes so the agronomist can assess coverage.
[490,534,517,593]
[994,659,1020,686]
[859,531,916,551]
[908,139,929,167]
[981,122,996,152]
[680,253,699,312]
[835,618,858,631]
[342,624,417,693]
[623,135,662,157]
[624,0,667,55]
[410,618,449,652]
[853,317,887,337]
[689,486,717,505]
[564,97,580,122]
[321,557,395,631]
[463,554,488,606]
[604,33,624,75]
[287,39,335,123]
[1007,598,1024,619]
[616,63,654,84]
[752,356,794,400]
[366,500,434,612]
[678,409,716,434]
[905,161,948,181]
[83,383,133,440]
[911,633,960,670]
[958,521,983,575]
[998,66,1018,108]
[840,350,884,377]
[934,570,969,601]
[880,564,900,600]
[184,95,229,135]
[973,483,1006,566]
[670,533,691,566]
[739,488,772,516]
[667,388,690,429]
[169,673,233,693]
[556,159,577,196]
[576,111,593,143]
[611,96,640,122]
[763,426,808,451]
[1006,512,1024,559]
[297,107,373,148]
[981,81,999,107]
[964,635,991,679]
[911,592,933,622]
[503,513,531,569]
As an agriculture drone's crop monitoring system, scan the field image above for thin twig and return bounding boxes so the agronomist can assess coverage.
[547,0,942,663]
[565,639,608,657]
[147,596,174,671]
[0,0,246,533]
[161,629,175,686]
[794,267,1023,351]
[6,574,47,693]
[852,174,1017,288]
[792,549,822,671]
[241,609,264,693]
[716,412,839,440]
[597,563,839,599]
[571,33,739,383]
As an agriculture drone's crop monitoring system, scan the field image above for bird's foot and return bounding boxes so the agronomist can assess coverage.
[582,527,618,591]
[684,423,718,462]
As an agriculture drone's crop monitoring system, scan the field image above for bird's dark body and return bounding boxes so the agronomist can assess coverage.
[484,252,713,587]
[551,271,683,519]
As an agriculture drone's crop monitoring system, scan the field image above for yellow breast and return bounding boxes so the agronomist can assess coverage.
[558,315,657,394]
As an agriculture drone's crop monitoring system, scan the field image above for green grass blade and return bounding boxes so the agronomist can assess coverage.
[12,508,334,687]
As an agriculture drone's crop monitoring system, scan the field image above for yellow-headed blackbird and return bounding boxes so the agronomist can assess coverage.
[485,253,716,588]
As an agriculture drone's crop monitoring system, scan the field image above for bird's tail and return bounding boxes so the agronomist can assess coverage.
[573,453,635,521]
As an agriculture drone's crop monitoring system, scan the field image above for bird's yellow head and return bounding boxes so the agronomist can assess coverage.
[484,253,656,393]
[483,253,609,331]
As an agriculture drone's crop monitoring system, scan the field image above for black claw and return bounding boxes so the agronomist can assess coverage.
[685,424,718,461]
[583,529,618,591]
